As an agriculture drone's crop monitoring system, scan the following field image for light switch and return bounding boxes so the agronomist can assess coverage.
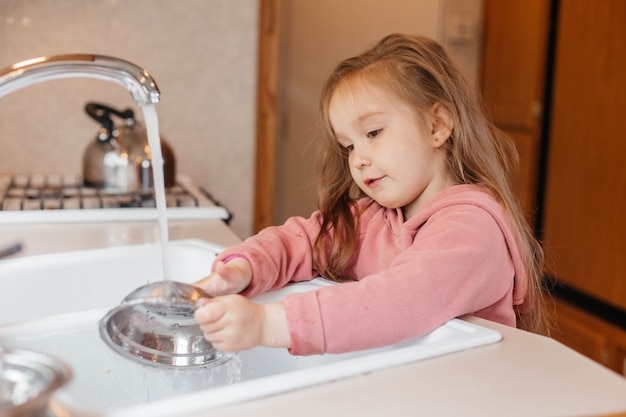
[447,13,476,44]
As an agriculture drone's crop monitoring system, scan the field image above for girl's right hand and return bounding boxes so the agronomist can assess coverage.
[193,256,252,297]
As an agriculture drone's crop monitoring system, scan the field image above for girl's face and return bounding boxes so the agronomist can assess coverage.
[328,77,454,219]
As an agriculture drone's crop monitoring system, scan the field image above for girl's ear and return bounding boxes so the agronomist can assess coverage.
[429,103,453,148]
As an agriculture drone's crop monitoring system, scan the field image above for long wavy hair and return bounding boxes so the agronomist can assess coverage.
[312,34,551,336]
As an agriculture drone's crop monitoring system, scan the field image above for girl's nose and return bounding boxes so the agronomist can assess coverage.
[350,148,371,168]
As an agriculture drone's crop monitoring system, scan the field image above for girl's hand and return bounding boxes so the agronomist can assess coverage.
[194,296,291,352]
[193,256,252,297]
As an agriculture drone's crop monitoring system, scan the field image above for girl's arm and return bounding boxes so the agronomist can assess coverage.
[204,211,329,299]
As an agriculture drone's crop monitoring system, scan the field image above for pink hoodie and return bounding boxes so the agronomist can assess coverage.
[215,185,527,355]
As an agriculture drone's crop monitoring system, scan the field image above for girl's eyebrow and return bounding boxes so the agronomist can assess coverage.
[357,111,385,124]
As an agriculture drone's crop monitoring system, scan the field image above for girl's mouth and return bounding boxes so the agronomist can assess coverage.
[365,177,383,187]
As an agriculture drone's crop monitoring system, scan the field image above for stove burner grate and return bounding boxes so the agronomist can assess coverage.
[1,174,207,211]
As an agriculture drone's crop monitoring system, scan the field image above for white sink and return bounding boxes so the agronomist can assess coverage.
[0,240,501,417]
[0,239,224,326]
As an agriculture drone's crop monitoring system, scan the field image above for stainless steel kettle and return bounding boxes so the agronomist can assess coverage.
[82,102,175,193]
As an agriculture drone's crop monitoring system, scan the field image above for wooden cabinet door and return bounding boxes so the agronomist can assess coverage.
[553,299,626,375]
[481,0,549,131]
[542,0,626,309]
[481,0,550,212]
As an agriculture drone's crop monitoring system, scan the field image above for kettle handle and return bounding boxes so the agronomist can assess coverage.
[85,102,135,141]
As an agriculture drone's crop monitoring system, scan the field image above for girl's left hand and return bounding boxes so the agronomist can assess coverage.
[194,295,291,352]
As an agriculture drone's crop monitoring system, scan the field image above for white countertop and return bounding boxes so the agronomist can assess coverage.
[2,219,626,417]
[202,316,626,417]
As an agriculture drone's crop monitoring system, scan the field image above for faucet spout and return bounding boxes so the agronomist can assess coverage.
[0,54,160,105]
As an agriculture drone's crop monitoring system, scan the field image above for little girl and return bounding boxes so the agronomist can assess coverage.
[194,33,550,355]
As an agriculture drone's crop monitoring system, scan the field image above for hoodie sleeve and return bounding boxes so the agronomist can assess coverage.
[213,211,326,298]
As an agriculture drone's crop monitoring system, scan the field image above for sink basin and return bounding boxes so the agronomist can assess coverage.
[0,239,225,326]
[0,239,501,417]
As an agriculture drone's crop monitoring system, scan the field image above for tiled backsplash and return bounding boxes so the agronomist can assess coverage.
[0,0,258,237]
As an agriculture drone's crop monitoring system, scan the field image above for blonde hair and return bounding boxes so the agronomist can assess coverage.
[313,34,551,336]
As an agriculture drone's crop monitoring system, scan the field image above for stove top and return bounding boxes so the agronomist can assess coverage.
[0,174,230,224]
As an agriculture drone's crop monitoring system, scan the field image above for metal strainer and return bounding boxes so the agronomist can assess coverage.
[99,281,226,368]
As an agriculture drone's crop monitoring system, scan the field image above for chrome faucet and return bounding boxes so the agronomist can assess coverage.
[0,54,160,105]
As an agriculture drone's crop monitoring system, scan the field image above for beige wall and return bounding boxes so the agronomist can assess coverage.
[0,0,258,238]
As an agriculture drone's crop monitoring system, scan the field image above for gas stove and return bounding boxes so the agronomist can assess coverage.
[0,173,230,224]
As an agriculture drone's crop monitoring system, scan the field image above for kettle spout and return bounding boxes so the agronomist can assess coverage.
[0,54,160,106]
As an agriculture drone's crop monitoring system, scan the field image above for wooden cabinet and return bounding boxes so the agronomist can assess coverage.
[552,299,626,375]
[542,0,626,372]
[482,0,626,373]
[481,0,550,214]
[542,0,626,310]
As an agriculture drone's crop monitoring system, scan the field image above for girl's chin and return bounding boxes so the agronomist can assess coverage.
[369,197,402,210]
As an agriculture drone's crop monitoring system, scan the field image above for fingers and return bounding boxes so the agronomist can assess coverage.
[193,258,252,297]
[194,297,226,325]
[217,257,252,293]
[192,265,237,296]
[194,295,262,352]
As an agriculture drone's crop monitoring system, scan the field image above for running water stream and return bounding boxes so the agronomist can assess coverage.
[141,104,172,281]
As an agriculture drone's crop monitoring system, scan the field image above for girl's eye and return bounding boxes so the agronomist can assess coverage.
[343,144,354,152]
[367,129,382,138]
